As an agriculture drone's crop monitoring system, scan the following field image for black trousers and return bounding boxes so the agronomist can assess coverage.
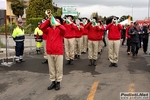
[143,38,148,53]
[131,42,139,56]
[122,36,126,45]
[127,38,131,52]
[15,41,24,57]
[103,35,107,46]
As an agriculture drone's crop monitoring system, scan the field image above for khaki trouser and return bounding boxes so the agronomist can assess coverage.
[81,35,88,52]
[88,40,98,60]
[64,38,75,60]
[47,55,63,82]
[43,40,47,59]
[98,40,103,52]
[108,40,120,63]
[74,38,82,55]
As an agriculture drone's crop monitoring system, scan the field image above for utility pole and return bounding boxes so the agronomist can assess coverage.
[148,0,150,19]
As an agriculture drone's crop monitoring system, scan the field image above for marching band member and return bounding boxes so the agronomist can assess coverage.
[81,17,89,54]
[40,10,66,91]
[74,18,84,59]
[85,17,101,66]
[42,18,48,64]
[106,16,123,67]
[63,15,76,65]
[97,20,105,55]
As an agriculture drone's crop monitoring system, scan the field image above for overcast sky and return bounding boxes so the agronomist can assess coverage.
[53,0,150,21]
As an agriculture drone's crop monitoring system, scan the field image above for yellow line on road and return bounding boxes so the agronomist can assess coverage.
[86,81,99,100]
[128,83,135,92]
[128,83,135,100]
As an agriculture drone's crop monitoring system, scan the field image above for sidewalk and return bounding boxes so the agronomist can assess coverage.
[0,47,36,58]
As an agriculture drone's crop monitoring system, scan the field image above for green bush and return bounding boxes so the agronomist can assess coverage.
[0,40,3,48]
[24,24,34,34]
[0,22,17,34]
[27,18,42,30]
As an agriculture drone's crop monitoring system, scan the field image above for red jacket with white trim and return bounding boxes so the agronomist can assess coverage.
[106,23,123,40]
[40,19,66,55]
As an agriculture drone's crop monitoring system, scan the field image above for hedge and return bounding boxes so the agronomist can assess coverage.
[28,18,43,29]
[0,22,17,34]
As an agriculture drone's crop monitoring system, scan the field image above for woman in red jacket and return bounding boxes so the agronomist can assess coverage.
[126,22,134,55]
[40,16,66,91]
[63,15,76,65]
[85,17,101,66]
[106,16,123,67]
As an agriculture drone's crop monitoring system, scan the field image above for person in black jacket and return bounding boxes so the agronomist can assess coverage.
[142,22,148,54]
[129,22,141,57]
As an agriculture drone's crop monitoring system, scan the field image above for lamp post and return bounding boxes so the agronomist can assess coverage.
[148,0,150,19]
[131,5,133,20]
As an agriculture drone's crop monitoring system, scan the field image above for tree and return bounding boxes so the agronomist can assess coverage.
[119,15,132,22]
[103,16,107,24]
[90,12,98,19]
[53,8,62,17]
[9,0,26,17]
[26,0,54,24]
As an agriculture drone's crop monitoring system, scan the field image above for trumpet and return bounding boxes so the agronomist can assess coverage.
[45,9,52,18]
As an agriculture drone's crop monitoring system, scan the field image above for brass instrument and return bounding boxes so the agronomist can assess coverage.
[45,9,60,26]
[45,9,52,18]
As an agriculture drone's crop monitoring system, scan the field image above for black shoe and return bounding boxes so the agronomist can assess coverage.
[69,59,73,65]
[93,60,97,66]
[109,63,114,67]
[19,59,25,62]
[82,52,86,54]
[42,60,48,64]
[89,59,93,66]
[47,81,56,90]
[15,60,21,63]
[55,82,60,90]
[74,55,78,59]
[114,63,118,67]
[77,55,80,59]
[66,60,70,65]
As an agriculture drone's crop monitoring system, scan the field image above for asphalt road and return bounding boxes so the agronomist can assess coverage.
[0,46,150,100]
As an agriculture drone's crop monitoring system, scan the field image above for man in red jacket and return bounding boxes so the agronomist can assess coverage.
[63,15,76,65]
[81,17,89,54]
[74,18,84,59]
[97,20,105,54]
[85,17,101,66]
[106,16,123,67]
[40,16,66,91]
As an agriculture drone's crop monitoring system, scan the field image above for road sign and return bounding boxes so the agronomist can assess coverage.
[62,5,77,16]
[0,0,7,10]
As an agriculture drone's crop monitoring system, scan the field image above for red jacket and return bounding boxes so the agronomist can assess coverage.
[97,26,105,40]
[126,26,133,39]
[106,23,123,40]
[63,22,76,38]
[82,24,88,35]
[42,32,47,40]
[85,22,101,41]
[40,20,66,55]
[74,25,84,38]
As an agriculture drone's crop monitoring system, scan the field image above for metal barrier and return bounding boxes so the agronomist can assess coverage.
[0,34,44,67]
